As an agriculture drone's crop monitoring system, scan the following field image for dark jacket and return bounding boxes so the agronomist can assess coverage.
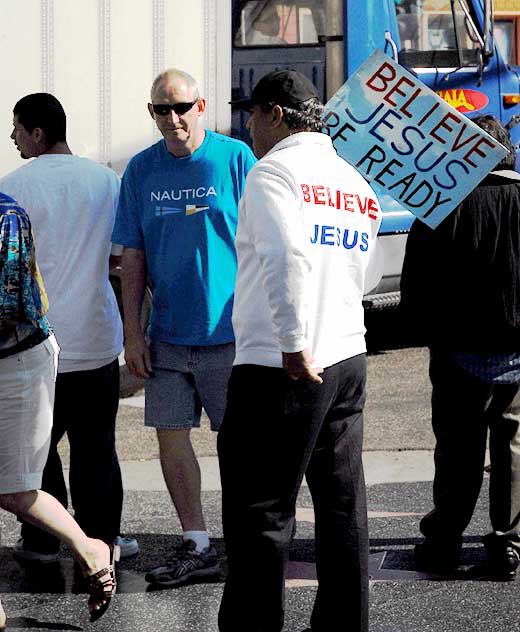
[399,171,520,352]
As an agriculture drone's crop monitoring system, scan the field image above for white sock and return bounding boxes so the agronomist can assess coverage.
[183,530,210,552]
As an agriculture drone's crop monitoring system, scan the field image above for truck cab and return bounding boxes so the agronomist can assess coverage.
[231,0,520,308]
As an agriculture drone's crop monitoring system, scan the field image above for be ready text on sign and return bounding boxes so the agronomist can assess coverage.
[323,49,507,228]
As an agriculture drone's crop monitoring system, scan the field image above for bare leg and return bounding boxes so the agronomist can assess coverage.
[156,428,206,531]
[0,598,5,628]
[0,490,114,615]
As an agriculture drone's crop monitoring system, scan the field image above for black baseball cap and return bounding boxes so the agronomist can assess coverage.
[230,69,319,111]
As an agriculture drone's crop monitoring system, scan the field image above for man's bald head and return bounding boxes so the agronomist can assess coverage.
[150,69,200,102]
[148,68,206,156]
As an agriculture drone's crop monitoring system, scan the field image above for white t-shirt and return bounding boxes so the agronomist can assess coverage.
[0,154,123,372]
[247,30,287,46]
[232,132,382,369]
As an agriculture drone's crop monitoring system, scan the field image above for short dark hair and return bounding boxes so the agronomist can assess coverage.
[260,97,325,133]
[472,114,517,169]
[13,93,66,148]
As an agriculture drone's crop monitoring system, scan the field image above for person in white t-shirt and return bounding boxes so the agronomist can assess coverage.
[0,93,137,562]
[219,70,381,632]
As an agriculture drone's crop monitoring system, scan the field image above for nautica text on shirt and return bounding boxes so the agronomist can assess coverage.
[150,186,217,202]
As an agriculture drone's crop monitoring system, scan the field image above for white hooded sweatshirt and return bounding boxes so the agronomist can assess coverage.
[232,132,382,370]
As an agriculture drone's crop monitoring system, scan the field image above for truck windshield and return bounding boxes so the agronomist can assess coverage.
[396,0,482,68]
[233,0,325,47]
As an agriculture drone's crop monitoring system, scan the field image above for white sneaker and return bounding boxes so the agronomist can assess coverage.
[114,535,139,558]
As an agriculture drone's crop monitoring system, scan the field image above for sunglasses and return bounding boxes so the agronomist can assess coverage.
[151,101,198,116]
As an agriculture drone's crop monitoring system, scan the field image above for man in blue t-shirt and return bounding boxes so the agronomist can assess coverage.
[112,68,255,587]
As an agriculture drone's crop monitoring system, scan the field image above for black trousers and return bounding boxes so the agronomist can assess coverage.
[217,355,369,632]
[420,350,520,553]
[21,359,123,551]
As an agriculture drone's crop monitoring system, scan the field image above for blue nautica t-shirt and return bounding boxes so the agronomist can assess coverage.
[112,130,256,345]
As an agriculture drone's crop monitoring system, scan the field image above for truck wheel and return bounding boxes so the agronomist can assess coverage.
[109,271,152,398]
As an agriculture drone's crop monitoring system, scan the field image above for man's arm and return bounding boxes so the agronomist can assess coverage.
[121,247,151,378]
[244,164,323,382]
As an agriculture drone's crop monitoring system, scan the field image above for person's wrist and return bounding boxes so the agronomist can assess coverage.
[124,325,144,340]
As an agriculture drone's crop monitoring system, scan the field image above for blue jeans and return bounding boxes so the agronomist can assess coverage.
[145,340,235,430]
[218,355,369,632]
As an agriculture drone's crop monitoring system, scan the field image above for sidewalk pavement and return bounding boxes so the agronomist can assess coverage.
[114,449,438,492]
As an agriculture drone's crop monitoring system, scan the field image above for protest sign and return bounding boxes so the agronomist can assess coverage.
[323,49,507,228]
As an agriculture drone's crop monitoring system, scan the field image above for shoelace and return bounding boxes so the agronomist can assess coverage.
[167,542,198,563]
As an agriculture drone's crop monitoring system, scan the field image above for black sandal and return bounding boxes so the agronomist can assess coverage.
[87,543,119,622]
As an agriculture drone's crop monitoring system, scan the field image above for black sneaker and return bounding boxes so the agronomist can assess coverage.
[485,546,519,580]
[414,538,461,571]
[482,535,520,581]
[145,540,221,587]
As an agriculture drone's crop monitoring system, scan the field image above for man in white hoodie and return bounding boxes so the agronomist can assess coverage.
[218,70,381,632]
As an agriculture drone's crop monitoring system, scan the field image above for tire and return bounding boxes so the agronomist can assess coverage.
[109,270,152,398]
